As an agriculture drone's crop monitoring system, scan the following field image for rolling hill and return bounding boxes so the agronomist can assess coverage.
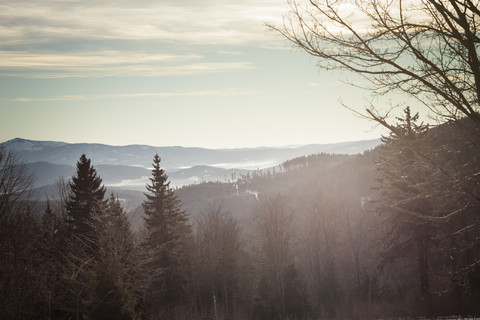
[2,137,381,189]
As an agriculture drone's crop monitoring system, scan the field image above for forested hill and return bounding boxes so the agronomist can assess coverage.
[174,151,377,224]
[110,151,377,232]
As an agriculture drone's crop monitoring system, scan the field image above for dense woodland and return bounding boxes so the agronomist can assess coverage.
[1,108,480,319]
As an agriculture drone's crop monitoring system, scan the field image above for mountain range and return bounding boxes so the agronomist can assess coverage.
[1,137,381,188]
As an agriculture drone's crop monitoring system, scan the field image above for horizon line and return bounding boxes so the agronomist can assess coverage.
[1,136,382,151]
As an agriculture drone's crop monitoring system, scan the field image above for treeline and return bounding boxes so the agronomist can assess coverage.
[281,153,347,172]
[2,109,480,319]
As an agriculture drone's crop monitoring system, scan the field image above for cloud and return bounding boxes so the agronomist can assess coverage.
[13,89,256,102]
[0,0,285,78]
[0,50,200,68]
[0,50,253,78]
[216,50,244,56]
[0,0,286,46]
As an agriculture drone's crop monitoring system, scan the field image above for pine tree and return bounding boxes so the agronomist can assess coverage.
[142,154,191,317]
[375,107,435,314]
[62,155,106,319]
[66,154,106,236]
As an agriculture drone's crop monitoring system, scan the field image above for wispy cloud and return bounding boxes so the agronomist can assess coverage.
[0,0,285,46]
[13,89,256,102]
[0,50,252,78]
[0,50,200,68]
[0,0,284,78]
[216,51,244,56]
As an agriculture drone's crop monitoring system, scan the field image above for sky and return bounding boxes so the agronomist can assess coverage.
[0,0,385,149]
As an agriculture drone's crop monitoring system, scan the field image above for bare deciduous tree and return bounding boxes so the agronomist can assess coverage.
[193,202,245,319]
[0,146,34,217]
[268,0,480,124]
[253,194,296,319]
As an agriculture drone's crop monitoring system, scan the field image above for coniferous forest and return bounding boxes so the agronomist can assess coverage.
[1,109,480,319]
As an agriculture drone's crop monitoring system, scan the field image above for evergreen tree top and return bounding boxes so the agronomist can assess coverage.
[144,154,169,218]
[147,154,169,190]
[69,154,105,199]
[382,107,429,143]
[143,153,188,234]
[66,154,106,235]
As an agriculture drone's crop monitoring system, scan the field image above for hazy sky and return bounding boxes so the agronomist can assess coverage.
[0,0,385,148]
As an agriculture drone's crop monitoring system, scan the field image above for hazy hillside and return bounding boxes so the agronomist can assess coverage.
[25,162,76,187]
[1,138,380,171]
[4,137,380,189]
[174,151,377,225]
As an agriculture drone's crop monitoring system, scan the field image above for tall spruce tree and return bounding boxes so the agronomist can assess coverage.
[142,154,191,318]
[66,154,106,236]
[375,107,435,314]
[62,155,106,319]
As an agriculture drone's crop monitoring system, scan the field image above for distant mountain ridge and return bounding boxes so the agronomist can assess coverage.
[2,138,380,170]
[1,138,381,189]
